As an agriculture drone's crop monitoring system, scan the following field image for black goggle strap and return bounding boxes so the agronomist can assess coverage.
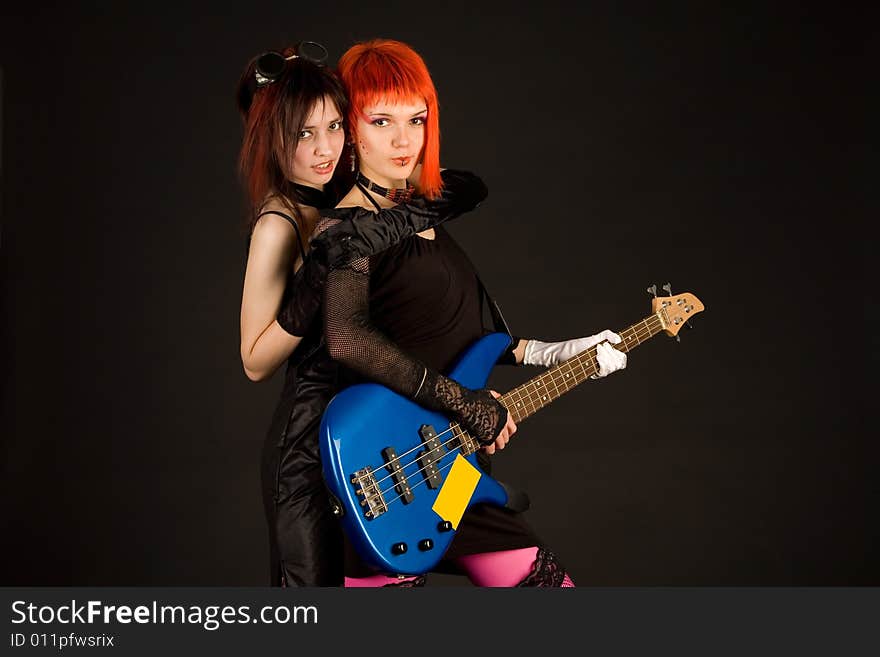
[254,42,328,86]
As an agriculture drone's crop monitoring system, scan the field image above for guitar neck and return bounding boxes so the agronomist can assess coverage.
[500,313,664,423]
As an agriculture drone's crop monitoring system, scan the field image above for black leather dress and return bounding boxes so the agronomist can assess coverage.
[261,319,346,586]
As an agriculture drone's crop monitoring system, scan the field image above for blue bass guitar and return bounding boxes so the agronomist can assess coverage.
[320,290,704,575]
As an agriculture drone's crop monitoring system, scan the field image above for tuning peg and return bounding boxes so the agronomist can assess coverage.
[665,281,696,336]
[646,284,657,298]
[674,323,694,342]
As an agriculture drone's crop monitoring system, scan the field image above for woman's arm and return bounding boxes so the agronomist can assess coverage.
[240,202,439,381]
[510,338,528,364]
[241,171,490,381]
[320,235,514,449]
[520,332,627,376]
[240,208,311,381]
[273,169,489,337]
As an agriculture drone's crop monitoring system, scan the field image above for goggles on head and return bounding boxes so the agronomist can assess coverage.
[254,41,329,87]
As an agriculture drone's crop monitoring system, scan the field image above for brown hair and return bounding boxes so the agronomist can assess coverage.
[235,45,349,234]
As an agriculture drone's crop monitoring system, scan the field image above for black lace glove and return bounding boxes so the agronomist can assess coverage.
[277,170,487,337]
[415,369,509,446]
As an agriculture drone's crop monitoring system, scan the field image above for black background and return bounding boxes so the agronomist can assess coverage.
[0,2,871,585]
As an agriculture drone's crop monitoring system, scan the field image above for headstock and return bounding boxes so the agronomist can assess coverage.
[647,282,705,337]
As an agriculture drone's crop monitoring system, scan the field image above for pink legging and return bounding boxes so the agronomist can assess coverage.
[344,546,575,587]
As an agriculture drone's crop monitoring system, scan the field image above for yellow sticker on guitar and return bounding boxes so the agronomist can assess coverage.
[431,454,481,530]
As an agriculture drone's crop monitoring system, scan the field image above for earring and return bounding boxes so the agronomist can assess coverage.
[349,146,356,173]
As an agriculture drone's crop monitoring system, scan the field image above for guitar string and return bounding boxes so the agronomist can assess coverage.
[364,314,663,493]
[361,316,663,504]
[379,448,462,509]
[366,316,662,483]
[364,318,663,511]
[369,315,666,510]
[365,343,598,494]
[363,316,663,497]
[364,315,663,502]
[370,345,613,507]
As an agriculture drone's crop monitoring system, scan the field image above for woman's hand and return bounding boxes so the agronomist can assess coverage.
[481,390,516,455]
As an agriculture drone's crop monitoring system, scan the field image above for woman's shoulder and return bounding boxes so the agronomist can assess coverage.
[257,197,325,248]
[316,190,374,226]
[331,186,372,212]
[258,196,320,227]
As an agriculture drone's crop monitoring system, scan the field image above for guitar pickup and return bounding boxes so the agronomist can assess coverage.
[382,447,414,504]
[418,425,445,489]
[350,466,387,520]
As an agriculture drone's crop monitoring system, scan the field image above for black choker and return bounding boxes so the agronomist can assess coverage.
[291,182,333,209]
[356,171,415,203]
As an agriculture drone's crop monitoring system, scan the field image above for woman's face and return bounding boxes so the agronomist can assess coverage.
[288,96,345,189]
[355,98,427,187]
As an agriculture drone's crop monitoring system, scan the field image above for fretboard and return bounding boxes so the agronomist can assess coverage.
[500,313,664,423]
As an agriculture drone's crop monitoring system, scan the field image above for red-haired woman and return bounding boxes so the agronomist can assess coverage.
[321,39,628,586]
[235,41,487,586]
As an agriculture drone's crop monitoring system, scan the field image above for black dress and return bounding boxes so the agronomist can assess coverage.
[330,224,543,578]
[258,184,345,587]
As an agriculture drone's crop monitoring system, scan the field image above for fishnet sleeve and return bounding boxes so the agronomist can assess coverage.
[322,241,509,446]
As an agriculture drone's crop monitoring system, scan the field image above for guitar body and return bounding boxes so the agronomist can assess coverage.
[319,332,512,575]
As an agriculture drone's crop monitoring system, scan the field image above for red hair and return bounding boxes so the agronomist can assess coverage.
[337,39,442,199]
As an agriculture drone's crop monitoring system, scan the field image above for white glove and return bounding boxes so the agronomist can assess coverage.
[523,329,627,379]
[592,340,627,378]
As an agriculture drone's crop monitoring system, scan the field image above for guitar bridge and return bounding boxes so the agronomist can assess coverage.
[418,425,445,489]
[350,466,387,520]
[382,447,414,504]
